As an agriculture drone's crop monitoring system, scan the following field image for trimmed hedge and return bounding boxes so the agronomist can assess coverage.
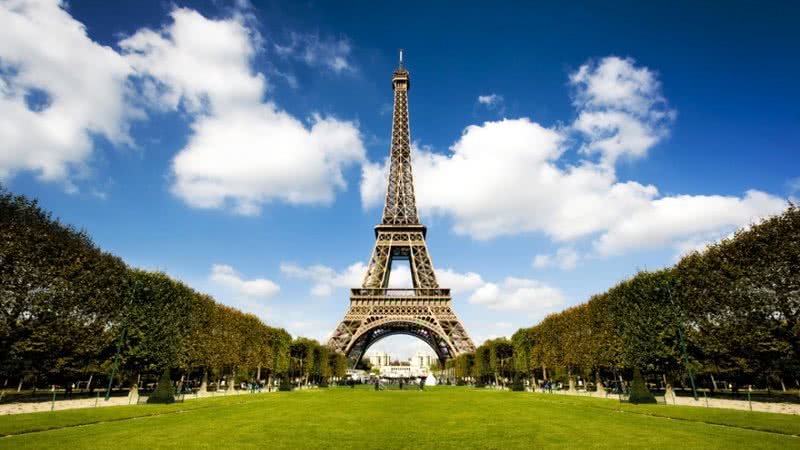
[629,368,656,404]
[147,369,176,404]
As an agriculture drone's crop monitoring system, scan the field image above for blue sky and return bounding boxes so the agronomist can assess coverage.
[2,0,798,358]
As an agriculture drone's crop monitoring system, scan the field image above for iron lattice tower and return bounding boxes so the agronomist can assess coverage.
[328,52,476,366]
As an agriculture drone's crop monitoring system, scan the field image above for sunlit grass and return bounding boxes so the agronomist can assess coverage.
[1,387,797,449]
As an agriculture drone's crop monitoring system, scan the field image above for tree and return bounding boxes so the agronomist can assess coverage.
[289,338,317,385]
[511,328,535,386]
[184,294,218,392]
[268,328,292,388]
[473,345,492,386]
[0,187,314,396]
[124,270,195,375]
[328,352,347,384]
[487,338,514,387]
[0,188,127,390]
[312,345,330,385]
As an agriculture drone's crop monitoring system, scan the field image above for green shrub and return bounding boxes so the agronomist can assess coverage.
[629,368,656,404]
[147,368,176,404]
[278,378,293,391]
[456,379,466,386]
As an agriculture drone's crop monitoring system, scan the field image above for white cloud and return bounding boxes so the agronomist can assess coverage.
[532,247,579,270]
[360,56,785,259]
[284,319,332,344]
[280,261,366,297]
[120,8,265,115]
[360,158,390,210]
[594,190,784,256]
[0,0,136,187]
[469,277,567,321]
[570,56,675,164]
[387,264,413,288]
[477,93,503,107]
[210,264,280,299]
[274,32,354,73]
[121,8,365,215]
[436,268,485,294]
[281,261,484,297]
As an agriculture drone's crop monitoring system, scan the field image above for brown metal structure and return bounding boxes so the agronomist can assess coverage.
[328,52,476,366]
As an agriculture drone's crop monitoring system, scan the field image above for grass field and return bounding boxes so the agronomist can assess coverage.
[1,386,798,449]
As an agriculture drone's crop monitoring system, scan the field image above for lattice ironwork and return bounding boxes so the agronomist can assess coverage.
[327,52,476,367]
[381,63,418,225]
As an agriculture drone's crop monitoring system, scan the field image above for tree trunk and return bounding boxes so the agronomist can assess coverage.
[199,369,208,393]
[85,374,93,393]
[542,364,548,381]
[568,376,577,393]
[710,373,718,391]
[780,379,786,392]
[256,364,261,382]
[267,373,273,392]
[17,378,23,392]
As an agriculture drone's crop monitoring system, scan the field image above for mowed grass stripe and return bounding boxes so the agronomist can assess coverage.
[0,393,280,437]
[1,388,798,449]
[513,393,800,437]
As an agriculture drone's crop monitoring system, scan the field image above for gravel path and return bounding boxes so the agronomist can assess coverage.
[0,389,272,415]
[545,389,800,415]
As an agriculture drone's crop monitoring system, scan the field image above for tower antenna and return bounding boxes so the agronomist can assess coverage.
[399,48,403,67]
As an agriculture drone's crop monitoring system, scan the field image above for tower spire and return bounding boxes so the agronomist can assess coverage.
[382,52,418,225]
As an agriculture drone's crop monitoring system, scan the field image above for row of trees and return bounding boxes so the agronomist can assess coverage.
[287,338,348,387]
[448,338,515,388]
[449,205,799,396]
[0,188,343,401]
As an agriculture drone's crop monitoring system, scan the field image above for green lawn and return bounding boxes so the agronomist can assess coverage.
[1,386,798,449]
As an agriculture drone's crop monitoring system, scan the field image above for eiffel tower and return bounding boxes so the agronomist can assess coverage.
[328,51,476,366]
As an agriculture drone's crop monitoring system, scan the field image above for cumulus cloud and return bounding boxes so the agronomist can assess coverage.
[120,8,365,214]
[532,247,580,270]
[120,8,265,115]
[274,32,354,73]
[280,261,366,297]
[0,0,136,187]
[210,264,280,299]
[360,56,785,258]
[282,258,564,327]
[594,190,784,255]
[469,277,567,320]
[436,268,485,294]
[1,2,364,209]
[281,260,488,298]
[571,56,675,164]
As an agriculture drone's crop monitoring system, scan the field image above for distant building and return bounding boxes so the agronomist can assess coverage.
[369,352,391,367]
[410,351,436,369]
[365,350,438,378]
